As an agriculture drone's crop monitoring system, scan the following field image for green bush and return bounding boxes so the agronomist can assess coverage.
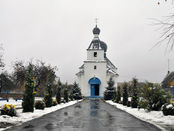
[70,82,82,100]
[1,104,16,116]
[35,100,45,110]
[115,86,121,103]
[123,82,128,106]
[138,99,148,109]
[104,78,116,100]
[52,99,58,106]
[162,103,174,116]
[64,85,69,103]
[22,64,35,112]
[140,82,170,111]
[56,79,61,104]
[44,73,53,107]
[127,101,131,107]
[131,78,138,108]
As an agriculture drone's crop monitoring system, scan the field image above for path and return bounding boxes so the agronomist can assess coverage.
[6,100,160,131]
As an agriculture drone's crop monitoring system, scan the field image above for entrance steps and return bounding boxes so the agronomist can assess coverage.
[85,96,104,100]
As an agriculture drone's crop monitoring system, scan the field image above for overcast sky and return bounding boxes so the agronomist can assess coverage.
[0,0,174,83]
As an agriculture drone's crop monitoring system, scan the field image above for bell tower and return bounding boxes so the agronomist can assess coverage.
[76,23,118,98]
[87,25,105,61]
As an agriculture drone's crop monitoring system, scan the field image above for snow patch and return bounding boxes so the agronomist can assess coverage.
[166,104,173,109]
[106,101,174,131]
[0,100,22,109]
[0,100,82,131]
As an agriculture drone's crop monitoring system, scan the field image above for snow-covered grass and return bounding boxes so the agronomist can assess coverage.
[0,100,82,131]
[106,101,174,131]
[0,97,56,108]
[0,99,22,109]
[0,97,47,109]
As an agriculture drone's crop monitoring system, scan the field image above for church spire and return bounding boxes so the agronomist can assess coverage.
[93,18,100,35]
[88,21,107,52]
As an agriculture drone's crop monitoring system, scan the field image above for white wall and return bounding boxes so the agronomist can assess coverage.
[87,49,104,61]
[82,61,107,97]
[77,49,118,97]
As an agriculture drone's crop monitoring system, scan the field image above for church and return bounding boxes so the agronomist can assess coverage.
[76,24,119,98]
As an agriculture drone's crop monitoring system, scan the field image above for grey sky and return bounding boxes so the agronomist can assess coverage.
[0,0,174,83]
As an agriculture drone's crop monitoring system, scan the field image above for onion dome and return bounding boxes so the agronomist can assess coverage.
[93,25,100,35]
[100,41,107,52]
[88,25,107,52]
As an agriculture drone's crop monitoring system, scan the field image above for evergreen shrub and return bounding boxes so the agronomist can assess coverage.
[71,82,82,100]
[123,82,128,105]
[162,103,174,116]
[104,78,116,100]
[138,100,148,109]
[140,82,170,111]
[131,78,138,108]
[64,88,69,103]
[52,99,58,106]
[127,101,131,107]
[56,80,61,104]
[115,86,121,103]
[44,73,53,107]
[22,64,35,112]
[35,100,45,110]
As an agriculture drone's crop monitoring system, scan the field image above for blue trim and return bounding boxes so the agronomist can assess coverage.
[88,77,101,97]
[88,77,101,85]
[171,87,174,94]
[0,99,9,102]
[87,96,104,99]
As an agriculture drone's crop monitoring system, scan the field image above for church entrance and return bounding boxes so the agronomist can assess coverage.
[90,84,99,96]
[88,77,101,97]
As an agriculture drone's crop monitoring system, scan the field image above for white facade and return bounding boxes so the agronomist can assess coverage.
[76,25,118,98]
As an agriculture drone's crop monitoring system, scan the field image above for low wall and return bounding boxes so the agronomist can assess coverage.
[0,93,23,99]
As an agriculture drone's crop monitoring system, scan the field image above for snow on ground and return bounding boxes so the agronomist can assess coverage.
[106,101,174,131]
[0,97,46,109]
[0,99,22,109]
[0,100,82,131]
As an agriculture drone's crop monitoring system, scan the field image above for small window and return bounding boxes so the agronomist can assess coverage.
[94,65,97,69]
[94,52,97,57]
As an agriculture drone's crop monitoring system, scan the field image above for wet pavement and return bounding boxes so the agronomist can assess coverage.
[6,100,160,131]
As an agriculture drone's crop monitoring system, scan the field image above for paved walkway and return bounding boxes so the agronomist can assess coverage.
[6,100,160,131]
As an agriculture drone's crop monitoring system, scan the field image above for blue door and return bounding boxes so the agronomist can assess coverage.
[88,77,101,97]
[91,85,95,96]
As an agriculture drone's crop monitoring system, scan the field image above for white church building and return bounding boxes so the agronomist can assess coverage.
[76,25,119,98]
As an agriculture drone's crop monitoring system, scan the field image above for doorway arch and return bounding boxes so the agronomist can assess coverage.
[88,77,101,97]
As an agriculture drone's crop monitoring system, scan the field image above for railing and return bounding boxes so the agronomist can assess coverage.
[0,98,9,102]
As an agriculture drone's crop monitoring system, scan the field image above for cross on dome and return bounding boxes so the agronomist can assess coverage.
[93,18,100,35]
[88,23,107,52]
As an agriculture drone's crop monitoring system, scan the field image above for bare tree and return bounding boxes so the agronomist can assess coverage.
[0,43,5,93]
[152,0,174,52]
[12,61,26,92]
[33,60,57,96]
[12,60,58,96]
[151,15,174,52]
